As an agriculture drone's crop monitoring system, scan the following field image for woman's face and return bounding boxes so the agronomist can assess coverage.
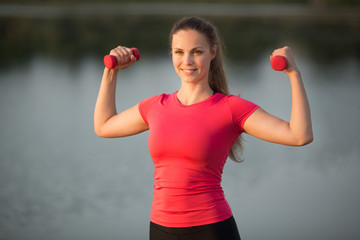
[171,30,216,85]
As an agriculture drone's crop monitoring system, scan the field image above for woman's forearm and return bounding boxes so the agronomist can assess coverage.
[288,70,313,145]
[94,68,118,136]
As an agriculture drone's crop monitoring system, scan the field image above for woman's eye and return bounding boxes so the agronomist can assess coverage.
[174,50,183,55]
[194,50,203,55]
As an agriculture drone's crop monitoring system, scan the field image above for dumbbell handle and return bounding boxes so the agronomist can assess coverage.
[104,48,140,69]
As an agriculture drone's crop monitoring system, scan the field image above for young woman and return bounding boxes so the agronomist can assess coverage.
[94,17,313,240]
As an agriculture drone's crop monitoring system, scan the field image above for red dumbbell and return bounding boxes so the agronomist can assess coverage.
[271,55,288,71]
[104,48,140,69]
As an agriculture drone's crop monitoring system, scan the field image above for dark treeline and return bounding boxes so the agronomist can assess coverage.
[1,0,359,5]
[1,15,359,68]
[1,0,360,69]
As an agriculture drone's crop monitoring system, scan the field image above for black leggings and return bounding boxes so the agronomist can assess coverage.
[149,216,241,240]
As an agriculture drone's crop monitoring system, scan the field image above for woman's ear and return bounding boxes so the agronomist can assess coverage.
[211,45,217,60]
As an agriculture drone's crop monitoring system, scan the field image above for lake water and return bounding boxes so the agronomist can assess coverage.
[1,9,360,240]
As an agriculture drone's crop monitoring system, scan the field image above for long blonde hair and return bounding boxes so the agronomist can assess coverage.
[170,17,244,163]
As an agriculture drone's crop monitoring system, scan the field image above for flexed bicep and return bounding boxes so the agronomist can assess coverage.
[243,108,307,146]
[95,104,149,138]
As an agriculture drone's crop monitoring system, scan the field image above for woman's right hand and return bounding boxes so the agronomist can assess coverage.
[108,46,137,71]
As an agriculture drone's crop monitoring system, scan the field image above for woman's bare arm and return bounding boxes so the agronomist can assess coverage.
[94,46,148,138]
[244,47,313,146]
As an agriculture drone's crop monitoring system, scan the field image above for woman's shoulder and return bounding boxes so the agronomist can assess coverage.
[225,94,259,113]
[139,92,174,107]
[141,92,168,102]
[138,93,171,121]
[226,94,255,105]
[223,94,259,132]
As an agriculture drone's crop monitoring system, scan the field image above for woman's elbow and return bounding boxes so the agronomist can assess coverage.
[296,134,314,146]
[94,126,108,138]
[94,128,103,138]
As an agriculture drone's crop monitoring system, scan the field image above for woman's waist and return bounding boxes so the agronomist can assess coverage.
[150,192,232,228]
[154,180,221,190]
[152,184,226,211]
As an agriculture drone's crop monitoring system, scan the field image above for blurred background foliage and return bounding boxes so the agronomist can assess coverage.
[0,0,359,5]
[0,0,359,69]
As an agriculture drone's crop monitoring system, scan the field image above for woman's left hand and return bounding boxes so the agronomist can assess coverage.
[270,46,299,74]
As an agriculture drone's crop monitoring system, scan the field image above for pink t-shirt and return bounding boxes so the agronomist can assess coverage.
[138,92,259,227]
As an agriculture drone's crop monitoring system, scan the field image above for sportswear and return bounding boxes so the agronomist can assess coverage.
[138,92,258,227]
[150,215,241,240]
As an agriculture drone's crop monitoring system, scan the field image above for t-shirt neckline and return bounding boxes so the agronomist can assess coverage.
[173,91,220,108]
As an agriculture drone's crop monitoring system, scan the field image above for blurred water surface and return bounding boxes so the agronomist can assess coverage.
[0,8,360,240]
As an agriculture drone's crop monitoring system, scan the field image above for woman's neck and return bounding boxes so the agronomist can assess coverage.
[176,84,214,106]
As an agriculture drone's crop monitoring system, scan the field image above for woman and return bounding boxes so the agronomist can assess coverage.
[94,17,313,240]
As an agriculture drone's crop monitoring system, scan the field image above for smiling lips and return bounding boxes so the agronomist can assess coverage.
[181,68,197,75]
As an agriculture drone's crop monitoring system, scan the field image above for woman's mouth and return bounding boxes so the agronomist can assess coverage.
[181,68,197,75]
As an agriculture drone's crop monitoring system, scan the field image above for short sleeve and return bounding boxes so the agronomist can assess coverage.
[138,94,163,125]
[227,95,259,133]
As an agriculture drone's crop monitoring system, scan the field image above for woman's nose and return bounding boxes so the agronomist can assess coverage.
[183,53,194,65]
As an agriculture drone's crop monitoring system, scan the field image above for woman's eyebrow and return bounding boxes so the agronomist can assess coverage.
[172,46,204,50]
